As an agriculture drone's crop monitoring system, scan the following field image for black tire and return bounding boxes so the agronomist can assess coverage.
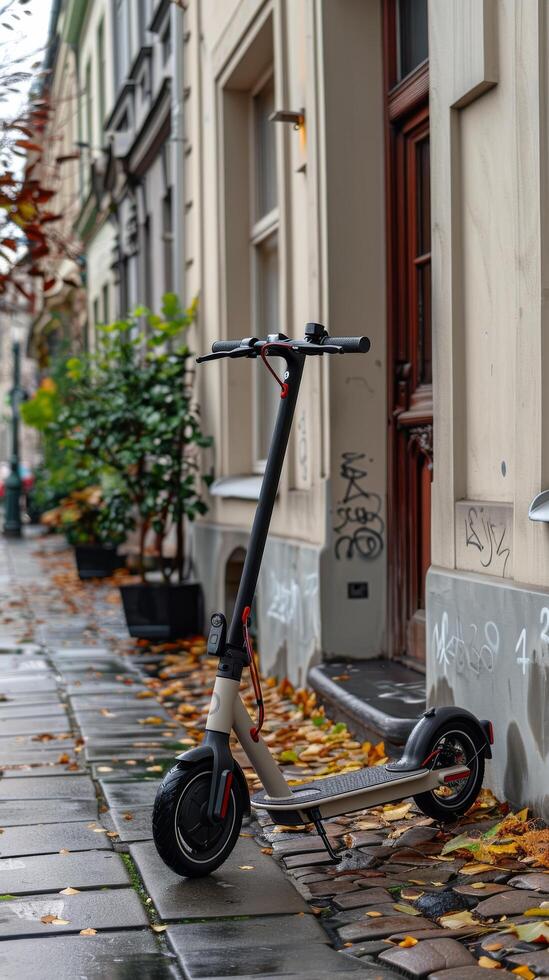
[413,719,485,822]
[152,761,244,877]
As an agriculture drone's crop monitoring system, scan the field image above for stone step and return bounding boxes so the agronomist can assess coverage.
[308,658,426,747]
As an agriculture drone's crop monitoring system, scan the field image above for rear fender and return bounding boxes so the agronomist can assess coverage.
[386,706,492,772]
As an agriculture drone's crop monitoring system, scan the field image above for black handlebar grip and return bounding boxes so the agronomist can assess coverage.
[327,336,371,353]
[212,340,242,353]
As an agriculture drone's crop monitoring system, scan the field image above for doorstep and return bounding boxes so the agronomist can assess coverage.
[308,658,426,750]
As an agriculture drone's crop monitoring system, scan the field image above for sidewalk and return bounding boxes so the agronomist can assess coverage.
[0,533,547,980]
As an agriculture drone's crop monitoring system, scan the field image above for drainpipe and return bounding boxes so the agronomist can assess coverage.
[171,2,186,300]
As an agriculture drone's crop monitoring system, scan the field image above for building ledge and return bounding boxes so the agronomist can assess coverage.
[210,475,264,500]
[308,658,426,749]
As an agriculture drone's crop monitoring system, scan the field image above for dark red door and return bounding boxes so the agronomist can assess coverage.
[383,1,432,666]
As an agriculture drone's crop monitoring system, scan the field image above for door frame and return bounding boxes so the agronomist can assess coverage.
[382,0,430,665]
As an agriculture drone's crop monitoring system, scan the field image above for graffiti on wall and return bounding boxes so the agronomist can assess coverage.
[432,606,549,677]
[463,505,511,577]
[333,451,384,560]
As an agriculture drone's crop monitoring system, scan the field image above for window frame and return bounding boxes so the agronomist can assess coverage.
[249,67,280,473]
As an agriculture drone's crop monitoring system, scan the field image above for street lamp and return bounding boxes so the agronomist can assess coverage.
[3,323,25,538]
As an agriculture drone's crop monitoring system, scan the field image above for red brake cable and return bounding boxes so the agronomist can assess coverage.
[260,343,290,399]
[242,605,264,742]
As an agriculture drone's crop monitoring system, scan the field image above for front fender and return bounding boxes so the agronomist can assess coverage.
[175,744,251,815]
[386,706,492,772]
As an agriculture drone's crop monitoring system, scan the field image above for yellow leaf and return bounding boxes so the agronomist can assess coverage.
[512,968,535,980]
[383,802,412,822]
[398,936,418,947]
[471,882,488,890]
[460,863,496,875]
[59,887,79,895]
[366,910,382,917]
[151,924,167,933]
[484,943,503,951]
[477,955,502,969]
[59,849,70,856]
[52,918,70,926]
[439,910,477,929]
[239,865,254,870]
[486,841,519,856]
[524,907,549,916]
[80,928,97,936]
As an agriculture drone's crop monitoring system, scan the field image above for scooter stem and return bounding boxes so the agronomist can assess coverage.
[226,347,305,649]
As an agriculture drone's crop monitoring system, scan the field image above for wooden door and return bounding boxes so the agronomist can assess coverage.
[383,0,432,666]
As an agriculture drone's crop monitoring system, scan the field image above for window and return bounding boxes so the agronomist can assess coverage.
[102,283,110,325]
[97,19,106,141]
[115,0,131,88]
[161,22,172,64]
[397,0,428,81]
[162,189,173,293]
[251,74,280,470]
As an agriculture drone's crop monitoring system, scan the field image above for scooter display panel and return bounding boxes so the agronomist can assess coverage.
[252,764,427,809]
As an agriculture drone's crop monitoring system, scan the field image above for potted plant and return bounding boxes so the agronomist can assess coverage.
[41,483,132,579]
[61,294,212,637]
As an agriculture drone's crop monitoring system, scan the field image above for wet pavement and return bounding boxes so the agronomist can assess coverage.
[0,532,548,979]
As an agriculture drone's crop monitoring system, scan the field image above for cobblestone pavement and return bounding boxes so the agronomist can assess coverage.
[0,532,548,979]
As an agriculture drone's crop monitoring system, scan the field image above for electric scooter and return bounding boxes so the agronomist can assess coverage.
[152,323,494,878]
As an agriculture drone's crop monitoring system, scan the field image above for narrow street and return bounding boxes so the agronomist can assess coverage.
[0,533,547,979]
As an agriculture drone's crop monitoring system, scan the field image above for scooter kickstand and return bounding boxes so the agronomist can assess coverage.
[310,808,340,862]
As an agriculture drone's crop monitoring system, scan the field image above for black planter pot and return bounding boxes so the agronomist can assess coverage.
[119,582,204,640]
[74,544,122,580]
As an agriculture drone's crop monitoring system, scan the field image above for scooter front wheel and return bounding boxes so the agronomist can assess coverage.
[152,762,244,877]
[413,719,485,822]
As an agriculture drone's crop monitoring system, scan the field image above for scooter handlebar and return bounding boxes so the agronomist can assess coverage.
[324,336,370,353]
[212,340,244,353]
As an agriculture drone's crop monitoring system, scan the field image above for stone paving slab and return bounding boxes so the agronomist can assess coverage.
[83,737,188,761]
[0,747,79,766]
[0,849,130,894]
[506,949,549,974]
[67,681,146,696]
[0,692,62,705]
[0,763,85,776]
[0,676,58,693]
[332,886,392,910]
[171,940,366,978]
[0,656,50,673]
[184,972,401,980]
[0,931,180,980]
[0,774,95,800]
[428,970,516,980]
[508,872,549,891]
[0,820,112,856]
[378,937,477,976]
[0,798,98,825]
[130,839,309,919]
[0,703,67,719]
[91,759,173,781]
[109,806,154,841]
[473,888,539,919]
[0,735,75,759]
[0,887,148,938]
[102,780,159,809]
[337,914,434,943]
[166,915,330,952]
[0,716,71,736]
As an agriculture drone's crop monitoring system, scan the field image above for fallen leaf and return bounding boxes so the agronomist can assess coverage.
[524,907,549,916]
[80,928,97,936]
[398,936,418,948]
[59,849,70,856]
[92,828,108,834]
[460,863,496,875]
[151,924,167,933]
[59,887,79,895]
[439,910,477,929]
[366,910,382,917]
[383,803,412,822]
[239,865,254,870]
[393,903,421,916]
[484,943,503,951]
[97,766,113,773]
[471,882,488,890]
[123,813,133,821]
[508,920,549,943]
[511,967,535,979]
[261,847,273,855]
[477,955,502,969]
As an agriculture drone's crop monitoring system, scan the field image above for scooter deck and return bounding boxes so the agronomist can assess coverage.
[252,764,427,811]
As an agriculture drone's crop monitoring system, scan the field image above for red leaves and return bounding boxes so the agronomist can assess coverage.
[15,139,43,154]
[1,239,17,251]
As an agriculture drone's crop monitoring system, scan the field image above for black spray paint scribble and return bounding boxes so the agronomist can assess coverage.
[334,452,384,560]
[464,506,511,577]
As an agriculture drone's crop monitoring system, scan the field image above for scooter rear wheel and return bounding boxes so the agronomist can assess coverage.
[413,719,485,821]
[152,761,244,877]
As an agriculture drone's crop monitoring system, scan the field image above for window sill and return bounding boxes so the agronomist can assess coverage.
[210,475,268,501]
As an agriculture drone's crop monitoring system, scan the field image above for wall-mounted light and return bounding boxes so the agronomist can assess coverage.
[269,108,305,131]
